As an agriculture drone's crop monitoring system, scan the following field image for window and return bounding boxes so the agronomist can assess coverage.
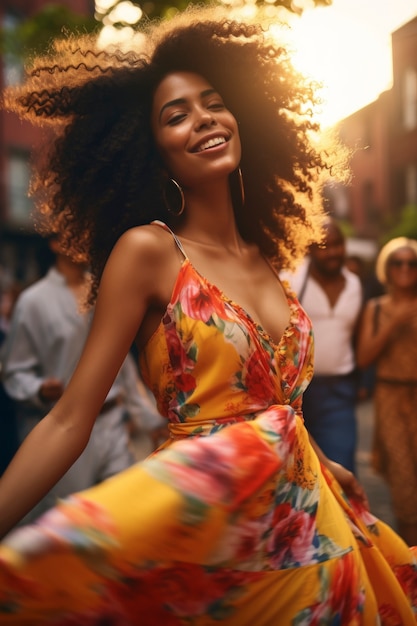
[2,12,24,86]
[402,67,417,131]
[323,182,350,219]
[405,164,417,205]
[362,180,379,223]
[7,152,33,225]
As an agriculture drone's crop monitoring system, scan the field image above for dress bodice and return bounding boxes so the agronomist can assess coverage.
[139,223,314,439]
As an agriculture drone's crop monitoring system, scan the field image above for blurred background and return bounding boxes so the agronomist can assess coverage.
[0,0,416,297]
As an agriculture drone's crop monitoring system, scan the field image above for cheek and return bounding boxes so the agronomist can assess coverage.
[155,136,185,174]
[229,119,241,157]
[233,134,242,162]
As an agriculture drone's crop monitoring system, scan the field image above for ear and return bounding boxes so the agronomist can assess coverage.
[48,237,61,255]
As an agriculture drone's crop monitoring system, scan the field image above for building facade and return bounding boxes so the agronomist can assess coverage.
[1,8,417,283]
[0,0,94,287]
[338,16,417,242]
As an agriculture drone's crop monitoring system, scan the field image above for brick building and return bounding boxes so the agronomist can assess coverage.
[0,0,94,286]
[1,7,417,282]
[337,15,417,241]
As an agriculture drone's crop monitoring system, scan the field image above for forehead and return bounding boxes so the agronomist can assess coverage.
[311,225,344,252]
[389,246,417,258]
[152,71,214,109]
[323,224,344,243]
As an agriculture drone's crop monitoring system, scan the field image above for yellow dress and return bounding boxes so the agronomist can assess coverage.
[0,222,416,625]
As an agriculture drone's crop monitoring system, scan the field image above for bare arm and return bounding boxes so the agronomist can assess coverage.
[0,227,162,538]
[356,297,417,369]
[309,434,370,509]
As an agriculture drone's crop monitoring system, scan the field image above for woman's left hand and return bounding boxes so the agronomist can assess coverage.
[326,459,370,510]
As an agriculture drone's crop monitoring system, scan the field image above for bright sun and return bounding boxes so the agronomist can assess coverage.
[287,6,392,127]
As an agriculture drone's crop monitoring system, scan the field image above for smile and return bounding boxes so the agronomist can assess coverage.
[194,136,227,152]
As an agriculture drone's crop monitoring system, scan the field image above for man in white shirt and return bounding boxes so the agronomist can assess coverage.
[284,219,363,473]
[1,235,164,524]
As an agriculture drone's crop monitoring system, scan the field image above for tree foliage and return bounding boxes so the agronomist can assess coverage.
[0,4,98,60]
[135,0,332,21]
[1,0,332,59]
[380,204,417,245]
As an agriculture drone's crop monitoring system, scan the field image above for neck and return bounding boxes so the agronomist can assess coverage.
[388,285,417,300]
[179,180,243,250]
[309,265,343,286]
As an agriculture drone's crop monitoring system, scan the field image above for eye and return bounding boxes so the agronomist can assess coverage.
[207,99,226,111]
[167,112,187,126]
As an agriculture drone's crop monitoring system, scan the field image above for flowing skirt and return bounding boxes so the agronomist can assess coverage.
[0,406,416,625]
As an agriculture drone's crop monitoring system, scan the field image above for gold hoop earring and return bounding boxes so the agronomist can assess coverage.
[238,167,245,206]
[163,178,185,216]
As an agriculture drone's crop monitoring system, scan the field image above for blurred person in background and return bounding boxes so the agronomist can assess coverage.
[284,219,363,473]
[0,280,20,475]
[345,254,379,401]
[357,237,417,546]
[1,235,164,523]
[345,254,366,282]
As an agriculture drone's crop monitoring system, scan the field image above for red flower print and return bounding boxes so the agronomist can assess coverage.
[163,311,197,374]
[282,362,300,386]
[182,280,214,323]
[175,371,196,393]
[144,563,216,616]
[43,496,116,540]
[329,552,362,623]
[0,565,41,603]
[244,352,274,404]
[268,503,316,567]
[378,603,405,626]
[394,562,417,607]
[100,571,183,626]
[181,274,228,323]
[151,564,261,618]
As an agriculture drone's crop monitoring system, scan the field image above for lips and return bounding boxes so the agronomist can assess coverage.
[191,134,229,153]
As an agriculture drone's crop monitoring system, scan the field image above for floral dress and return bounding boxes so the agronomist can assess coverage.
[0,222,416,625]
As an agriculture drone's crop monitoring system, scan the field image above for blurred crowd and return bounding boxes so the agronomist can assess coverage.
[0,235,166,524]
[283,222,417,546]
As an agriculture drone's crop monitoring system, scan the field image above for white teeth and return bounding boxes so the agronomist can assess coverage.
[197,137,226,152]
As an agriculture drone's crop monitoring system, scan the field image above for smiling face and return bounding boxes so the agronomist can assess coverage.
[151,71,241,189]
[310,222,346,277]
[386,247,417,288]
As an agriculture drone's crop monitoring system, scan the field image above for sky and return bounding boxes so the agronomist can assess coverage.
[289,0,417,126]
[97,0,417,127]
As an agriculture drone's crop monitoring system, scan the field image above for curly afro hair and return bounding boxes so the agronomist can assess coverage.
[3,6,336,304]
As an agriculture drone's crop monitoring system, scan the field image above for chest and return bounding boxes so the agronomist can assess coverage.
[302,278,361,324]
[192,256,290,346]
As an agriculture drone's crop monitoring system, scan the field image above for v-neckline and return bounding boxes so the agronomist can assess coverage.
[149,220,294,350]
[178,258,295,351]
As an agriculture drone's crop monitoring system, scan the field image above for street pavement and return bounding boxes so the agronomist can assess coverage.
[355,398,396,530]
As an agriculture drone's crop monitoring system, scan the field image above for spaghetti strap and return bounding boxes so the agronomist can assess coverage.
[151,220,188,260]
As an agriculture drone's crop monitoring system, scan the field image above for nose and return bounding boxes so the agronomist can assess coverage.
[194,108,217,130]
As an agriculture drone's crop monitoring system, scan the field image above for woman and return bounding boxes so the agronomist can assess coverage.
[0,9,416,624]
[357,237,417,547]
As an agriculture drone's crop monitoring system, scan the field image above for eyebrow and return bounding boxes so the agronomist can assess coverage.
[158,88,218,121]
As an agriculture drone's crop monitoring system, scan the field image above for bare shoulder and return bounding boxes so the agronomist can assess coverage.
[105,223,181,304]
[370,294,389,309]
[362,294,388,322]
[377,294,395,315]
[113,223,174,264]
[108,223,179,275]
